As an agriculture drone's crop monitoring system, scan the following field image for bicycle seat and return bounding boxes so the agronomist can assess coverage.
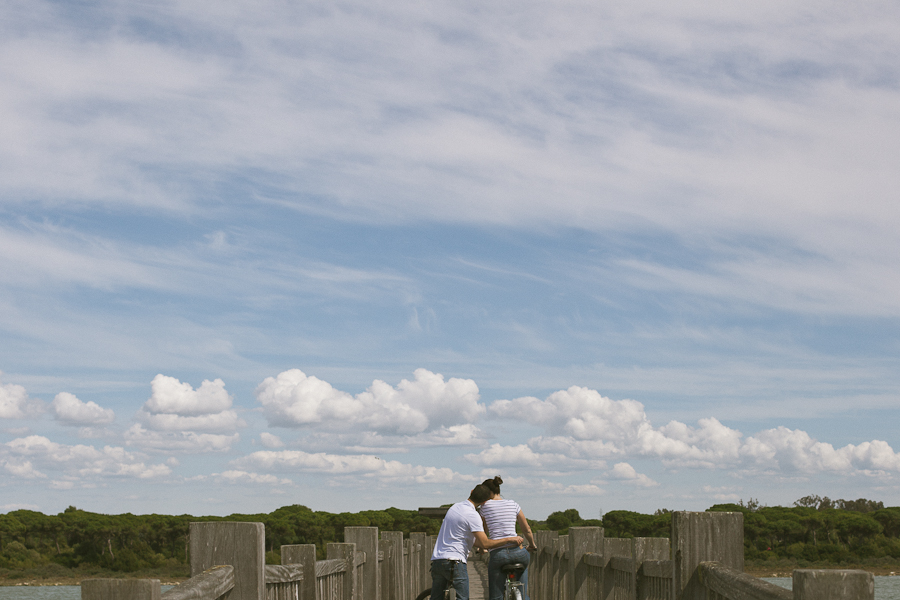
[500,563,526,574]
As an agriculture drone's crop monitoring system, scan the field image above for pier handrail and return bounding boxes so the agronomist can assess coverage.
[79,511,876,600]
[162,565,235,600]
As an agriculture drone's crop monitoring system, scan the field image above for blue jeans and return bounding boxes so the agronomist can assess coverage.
[431,559,469,600]
[488,547,530,600]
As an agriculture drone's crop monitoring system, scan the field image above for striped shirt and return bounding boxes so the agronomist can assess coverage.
[479,498,521,550]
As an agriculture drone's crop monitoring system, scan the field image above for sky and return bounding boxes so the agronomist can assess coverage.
[2,0,900,521]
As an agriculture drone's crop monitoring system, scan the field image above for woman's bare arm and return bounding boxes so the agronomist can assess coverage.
[517,510,537,550]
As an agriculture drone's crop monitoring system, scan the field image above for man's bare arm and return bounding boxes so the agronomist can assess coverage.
[473,531,523,551]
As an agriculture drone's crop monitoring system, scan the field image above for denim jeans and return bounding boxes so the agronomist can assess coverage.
[488,547,530,600]
[431,559,469,600]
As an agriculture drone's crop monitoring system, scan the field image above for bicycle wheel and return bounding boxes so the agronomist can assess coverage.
[415,589,432,600]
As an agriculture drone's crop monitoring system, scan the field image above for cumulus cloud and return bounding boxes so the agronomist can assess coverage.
[609,462,659,488]
[294,423,490,455]
[214,470,292,485]
[234,449,469,483]
[2,435,170,481]
[256,368,485,435]
[464,443,606,471]
[484,387,900,477]
[0,377,40,419]
[491,387,650,442]
[131,375,243,449]
[52,392,115,425]
[530,479,605,496]
[124,424,239,454]
[260,432,285,448]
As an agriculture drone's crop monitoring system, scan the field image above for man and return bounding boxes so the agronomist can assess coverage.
[430,484,524,600]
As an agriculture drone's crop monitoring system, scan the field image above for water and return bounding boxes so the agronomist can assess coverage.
[0,586,174,600]
[763,576,900,600]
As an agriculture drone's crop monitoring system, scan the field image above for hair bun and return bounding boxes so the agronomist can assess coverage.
[493,476,503,485]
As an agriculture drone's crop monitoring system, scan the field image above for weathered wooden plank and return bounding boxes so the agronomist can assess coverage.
[697,562,791,600]
[190,522,265,600]
[282,544,317,600]
[672,511,743,600]
[161,566,234,600]
[793,569,874,600]
[266,565,305,584]
[317,558,348,577]
[609,556,633,572]
[346,527,380,600]
[569,527,603,600]
[583,552,604,568]
[641,560,672,579]
[327,542,356,600]
[83,579,161,600]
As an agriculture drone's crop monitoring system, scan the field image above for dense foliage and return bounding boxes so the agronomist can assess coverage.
[537,497,900,566]
[0,504,440,577]
[3,496,898,580]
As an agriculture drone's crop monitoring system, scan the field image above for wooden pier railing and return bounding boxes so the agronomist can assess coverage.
[81,511,875,600]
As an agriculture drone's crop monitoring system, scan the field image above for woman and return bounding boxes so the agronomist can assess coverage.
[478,476,537,600]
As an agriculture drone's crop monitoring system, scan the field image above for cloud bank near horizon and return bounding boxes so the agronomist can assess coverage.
[2,369,898,505]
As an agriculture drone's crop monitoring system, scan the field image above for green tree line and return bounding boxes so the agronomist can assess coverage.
[538,496,900,566]
[0,504,441,579]
[2,496,898,580]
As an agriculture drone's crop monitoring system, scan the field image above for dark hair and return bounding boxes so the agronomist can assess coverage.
[469,484,492,504]
[481,476,503,495]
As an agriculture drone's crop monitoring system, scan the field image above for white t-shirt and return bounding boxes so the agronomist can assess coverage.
[479,498,521,550]
[431,500,484,563]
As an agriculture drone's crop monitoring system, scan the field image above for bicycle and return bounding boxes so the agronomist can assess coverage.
[500,561,526,600]
[415,560,457,600]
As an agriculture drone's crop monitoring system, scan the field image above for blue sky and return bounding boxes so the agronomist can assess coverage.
[2,0,900,520]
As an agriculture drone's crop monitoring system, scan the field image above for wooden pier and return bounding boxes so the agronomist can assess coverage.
[81,511,875,600]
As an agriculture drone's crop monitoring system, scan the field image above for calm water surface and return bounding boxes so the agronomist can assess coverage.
[763,576,899,599]
[0,585,174,599]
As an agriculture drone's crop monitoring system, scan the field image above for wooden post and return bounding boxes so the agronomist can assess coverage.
[426,535,436,592]
[190,521,265,600]
[632,537,669,600]
[328,542,357,600]
[547,531,560,600]
[568,527,603,600]
[793,569,874,600]
[410,532,428,596]
[601,538,630,600]
[559,534,570,600]
[82,579,161,600]
[346,527,380,600]
[671,511,743,600]
[282,543,317,600]
[381,531,405,600]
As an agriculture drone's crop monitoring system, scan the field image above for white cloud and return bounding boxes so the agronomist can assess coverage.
[260,432,284,448]
[609,462,659,488]
[0,377,38,419]
[124,424,239,454]
[52,392,115,425]
[233,449,469,484]
[3,435,170,480]
[487,387,900,478]
[144,374,232,416]
[214,470,292,485]
[531,479,605,496]
[256,368,485,434]
[132,375,243,441]
[490,387,650,442]
[464,443,606,471]
[741,428,900,474]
